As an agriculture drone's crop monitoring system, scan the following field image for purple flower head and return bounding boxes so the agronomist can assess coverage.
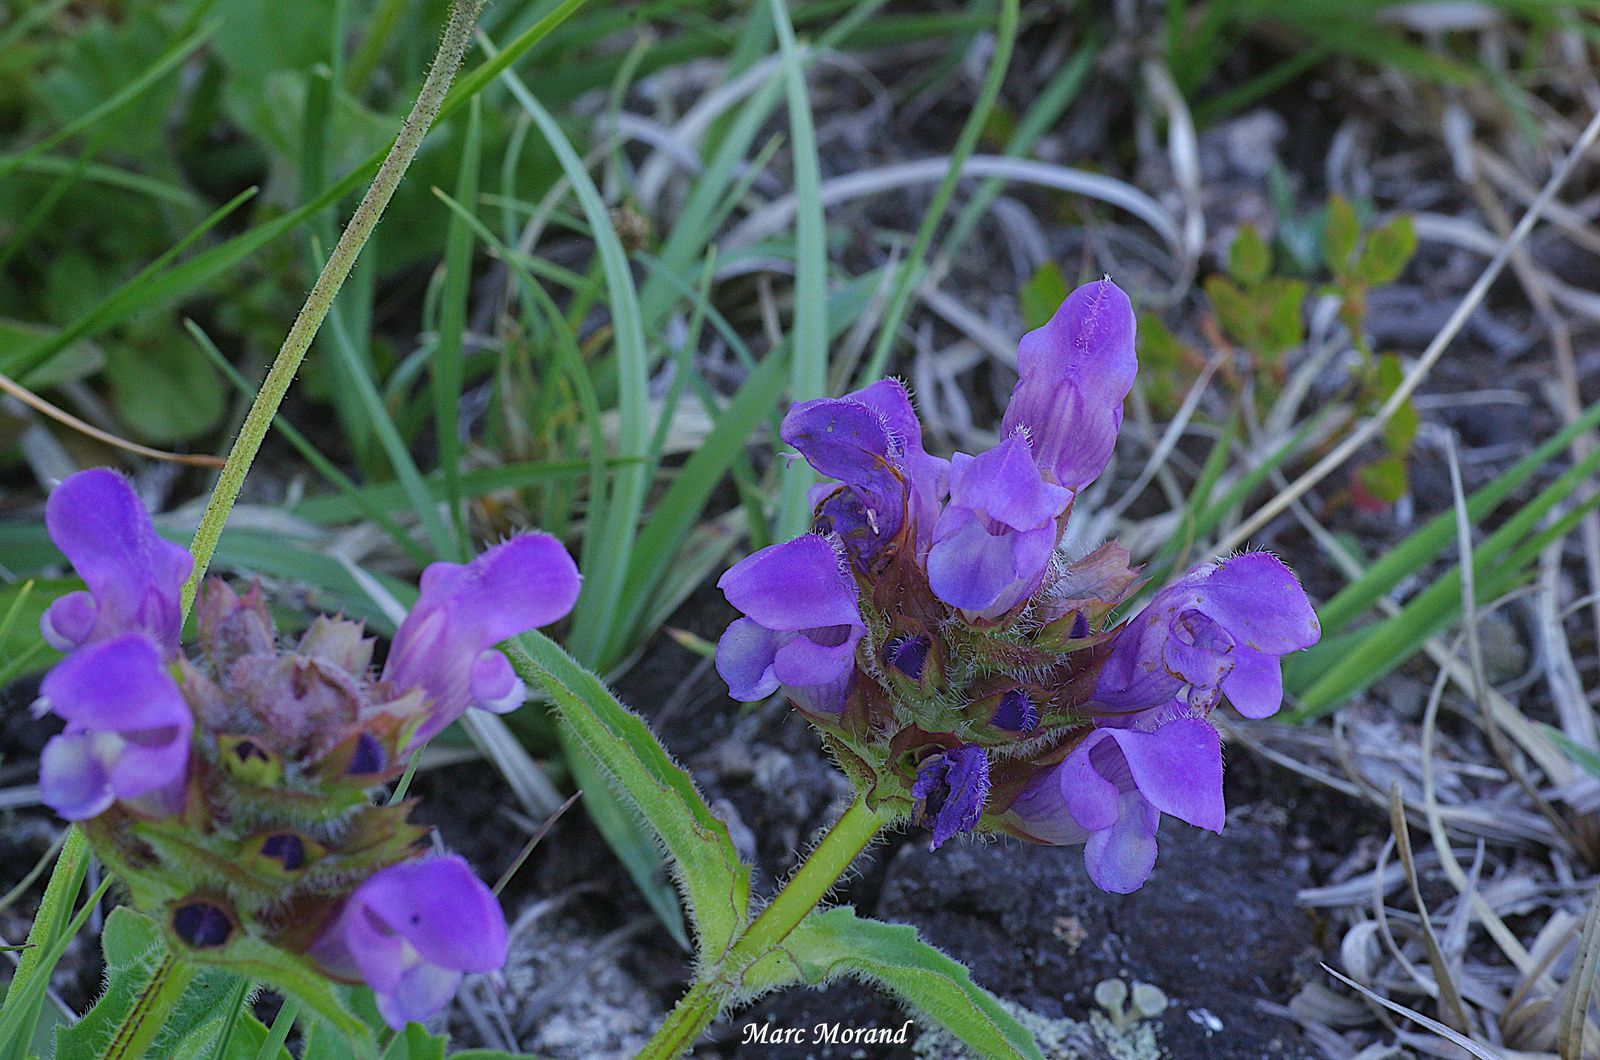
[383,534,581,746]
[41,469,193,656]
[35,633,192,820]
[1095,553,1320,718]
[782,380,949,566]
[716,535,865,715]
[912,744,990,850]
[1000,279,1137,491]
[1004,709,1222,892]
[927,432,1071,620]
[311,855,507,1029]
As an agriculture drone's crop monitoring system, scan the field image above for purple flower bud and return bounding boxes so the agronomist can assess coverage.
[991,688,1038,732]
[1095,553,1320,718]
[40,469,193,656]
[1003,710,1222,893]
[926,433,1071,619]
[311,855,507,1029]
[782,380,949,564]
[912,744,990,850]
[1000,279,1137,491]
[383,534,581,745]
[716,536,865,715]
[35,633,192,820]
[883,634,931,680]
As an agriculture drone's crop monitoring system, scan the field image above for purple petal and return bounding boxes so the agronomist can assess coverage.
[951,434,1071,531]
[1192,553,1321,654]
[1001,766,1091,846]
[39,633,190,734]
[771,626,859,688]
[717,536,862,633]
[376,963,463,1029]
[384,534,580,744]
[1001,279,1137,491]
[1220,645,1283,719]
[1161,609,1234,694]
[781,397,897,485]
[1104,717,1224,832]
[991,688,1038,732]
[1083,791,1159,893]
[40,592,96,651]
[38,733,114,821]
[912,745,990,850]
[469,651,525,714]
[1063,732,1122,832]
[715,618,782,701]
[43,469,192,654]
[350,856,507,973]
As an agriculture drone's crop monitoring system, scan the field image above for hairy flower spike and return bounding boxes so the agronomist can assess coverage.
[715,277,1321,889]
[24,468,581,1028]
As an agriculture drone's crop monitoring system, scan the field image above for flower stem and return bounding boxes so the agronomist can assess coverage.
[179,0,488,618]
[637,796,889,1059]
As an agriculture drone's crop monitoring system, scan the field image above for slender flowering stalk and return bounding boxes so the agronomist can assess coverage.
[26,469,580,1029]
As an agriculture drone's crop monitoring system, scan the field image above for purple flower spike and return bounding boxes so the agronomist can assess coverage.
[782,381,949,563]
[1095,553,1320,718]
[41,469,193,655]
[716,535,865,715]
[383,534,581,745]
[36,633,192,821]
[927,433,1071,619]
[312,855,507,1029]
[1000,278,1137,491]
[1005,711,1223,892]
[912,745,990,850]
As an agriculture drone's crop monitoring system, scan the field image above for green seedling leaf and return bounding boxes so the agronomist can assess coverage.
[1228,224,1270,286]
[1202,275,1255,349]
[508,632,752,964]
[1359,215,1417,285]
[104,330,225,444]
[1258,277,1307,357]
[741,907,1043,1060]
[1019,262,1069,330]
[1357,454,1408,505]
[1375,354,1419,454]
[1323,194,1360,275]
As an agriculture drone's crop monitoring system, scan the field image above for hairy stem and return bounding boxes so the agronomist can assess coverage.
[180,0,487,617]
[637,796,889,1058]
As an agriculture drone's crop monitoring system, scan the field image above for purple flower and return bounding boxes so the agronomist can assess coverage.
[35,633,192,820]
[1000,279,1137,491]
[40,469,193,656]
[782,380,949,564]
[311,855,507,1029]
[1095,553,1320,718]
[1003,709,1222,892]
[383,534,581,745]
[912,744,990,850]
[926,432,1071,619]
[715,535,865,715]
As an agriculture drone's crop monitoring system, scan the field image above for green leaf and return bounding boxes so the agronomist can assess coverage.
[1228,223,1270,286]
[742,907,1043,1060]
[1257,277,1306,356]
[1019,262,1069,330]
[52,909,258,1060]
[1358,215,1416,285]
[1546,726,1600,783]
[1357,454,1408,504]
[103,332,225,444]
[1323,195,1360,276]
[507,632,752,964]
[0,829,93,1060]
[1202,275,1255,349]
[1375,354,1419,454]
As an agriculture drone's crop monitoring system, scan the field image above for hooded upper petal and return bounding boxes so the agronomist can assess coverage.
[383,534,581,745]
[42,469,193,655]
[717,536,862,633]
[1000,279,1137,491]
